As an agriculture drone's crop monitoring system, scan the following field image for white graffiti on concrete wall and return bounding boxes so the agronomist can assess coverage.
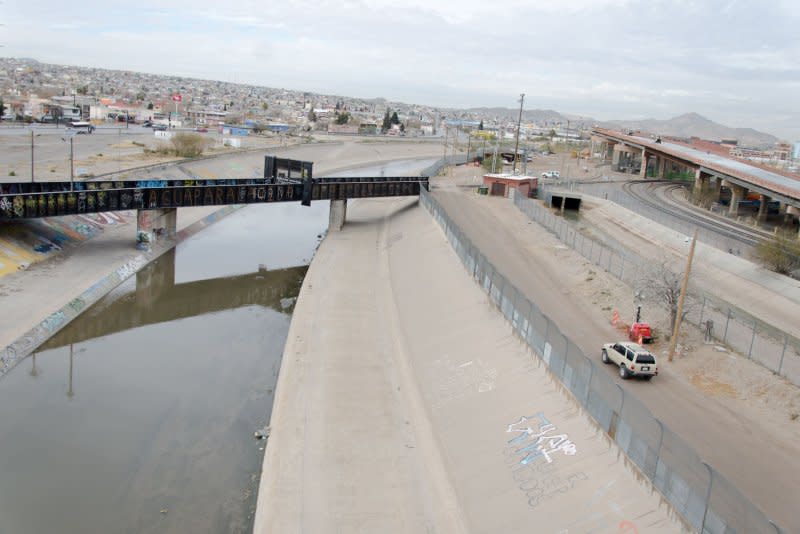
[505,412,584,508]
[506,412,577,466]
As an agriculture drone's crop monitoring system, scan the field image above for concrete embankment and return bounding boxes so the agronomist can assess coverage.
[0,205,241,374]
[254,197,684,532]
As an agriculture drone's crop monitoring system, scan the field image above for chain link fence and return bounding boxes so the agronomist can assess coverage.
[514,186,800,387]
[419,185,784,534]
[560,181,751,256]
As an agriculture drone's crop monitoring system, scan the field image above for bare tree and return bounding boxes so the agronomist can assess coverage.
[637,260,690,337]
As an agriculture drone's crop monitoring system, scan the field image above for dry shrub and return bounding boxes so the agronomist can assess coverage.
[170,133,211,158]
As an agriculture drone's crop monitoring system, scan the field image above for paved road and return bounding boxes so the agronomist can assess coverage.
[431,179,799,531]
[255,195,683,533]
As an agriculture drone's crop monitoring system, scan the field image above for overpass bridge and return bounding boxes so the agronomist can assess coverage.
[0,155,429,246]
[591,128,800,228]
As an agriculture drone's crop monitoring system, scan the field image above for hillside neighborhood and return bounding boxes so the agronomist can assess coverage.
[2,58,798,174]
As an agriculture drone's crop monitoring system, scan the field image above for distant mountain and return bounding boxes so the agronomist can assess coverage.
[602,112,778,148]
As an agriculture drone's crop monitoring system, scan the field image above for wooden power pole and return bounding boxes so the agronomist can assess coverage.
[668,229,698,361]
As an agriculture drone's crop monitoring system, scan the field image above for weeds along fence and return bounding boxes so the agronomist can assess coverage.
[560,181,753,257]
[419,185,784,534]
[525,184,800,387]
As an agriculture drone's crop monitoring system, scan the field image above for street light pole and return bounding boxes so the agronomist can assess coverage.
[69,136,74,190]
[513,93,525,174]
[30,130,35,183]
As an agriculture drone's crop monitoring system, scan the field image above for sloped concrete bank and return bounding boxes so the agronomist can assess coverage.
[254,196,685,532]
[0,205,243,375]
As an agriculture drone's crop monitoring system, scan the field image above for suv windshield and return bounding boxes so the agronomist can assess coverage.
[635,353,655,364]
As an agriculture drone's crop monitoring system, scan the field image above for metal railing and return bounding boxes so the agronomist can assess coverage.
[519,185,800,387]
[419,184,784,534]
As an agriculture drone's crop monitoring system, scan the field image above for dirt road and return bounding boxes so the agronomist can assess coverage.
[431,173,800,531]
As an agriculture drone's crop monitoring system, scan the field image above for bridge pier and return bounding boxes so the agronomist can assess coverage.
[136,248,176,307]
[329,199,347,232]
[137,208,177,250]
[639,149,648,178]
[725,183,747,216]
[786,206,800,235]
[656,156,666,179]
[711,176,722,203]
[693,169,710,204]
[757,194,771,223]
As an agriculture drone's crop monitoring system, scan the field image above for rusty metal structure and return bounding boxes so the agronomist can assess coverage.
[0,156,429,220]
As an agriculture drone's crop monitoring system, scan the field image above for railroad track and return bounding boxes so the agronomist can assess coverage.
[621,180,773,249]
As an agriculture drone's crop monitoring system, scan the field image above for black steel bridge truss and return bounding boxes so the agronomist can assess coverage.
[0,156,429,220]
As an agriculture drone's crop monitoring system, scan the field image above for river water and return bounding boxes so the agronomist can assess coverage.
[0,158,435,533]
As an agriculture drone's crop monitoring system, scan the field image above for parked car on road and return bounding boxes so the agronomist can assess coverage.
[194,127,208,133]
[152,123,168,131]
[542,170,560,179]
[67,121,95,134]
[601,342,658,380]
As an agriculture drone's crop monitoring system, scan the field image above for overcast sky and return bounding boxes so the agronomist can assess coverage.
[4,0,799,139]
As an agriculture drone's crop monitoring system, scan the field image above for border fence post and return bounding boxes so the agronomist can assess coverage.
[701,463,713,533]
[779,335,788,375]
[699,296,706,326]
[748,318,757,359]
[723,309,732,342]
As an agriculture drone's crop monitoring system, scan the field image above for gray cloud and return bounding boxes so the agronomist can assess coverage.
[4,0,799,139]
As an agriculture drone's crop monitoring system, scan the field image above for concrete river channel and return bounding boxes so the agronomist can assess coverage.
[0,158,435,533]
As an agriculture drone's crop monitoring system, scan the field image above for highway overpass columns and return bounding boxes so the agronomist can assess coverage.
[640,149,647,178]
[757,194,771,223]
[656,156,667,179]
[136,208,177,249]
[721,180,747,217]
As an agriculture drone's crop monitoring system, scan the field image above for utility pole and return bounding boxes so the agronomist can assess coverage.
[512,93,525,174]
[442,125,448,162]
[30,130,35,183]
[69,136,74,190]
[466,132,471,164]
[668,229,698,361]
[492,136,499,173]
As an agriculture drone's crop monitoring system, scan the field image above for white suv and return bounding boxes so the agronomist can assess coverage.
[541,170,560,179]
[601,342,658,380]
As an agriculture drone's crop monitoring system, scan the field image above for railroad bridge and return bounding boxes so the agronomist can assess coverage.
[0,156,429,246]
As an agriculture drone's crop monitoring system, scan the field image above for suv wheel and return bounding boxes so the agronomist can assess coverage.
[601,349,610,364]
[619,365,630,379]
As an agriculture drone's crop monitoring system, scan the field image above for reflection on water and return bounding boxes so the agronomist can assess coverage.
[0,263,308,534]
[0,203,316,534]
[43,250,306,349]
[0,157,434,534]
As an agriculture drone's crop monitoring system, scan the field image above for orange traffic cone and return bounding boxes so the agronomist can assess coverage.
[611,310,619,326]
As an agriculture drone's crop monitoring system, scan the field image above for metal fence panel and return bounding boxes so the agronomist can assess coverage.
[418,179,783,534]
[705,469,778,534]
[616,394,661,479]
[655,427,709,531]
[510,191,800,387]
[586,368,621,433]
